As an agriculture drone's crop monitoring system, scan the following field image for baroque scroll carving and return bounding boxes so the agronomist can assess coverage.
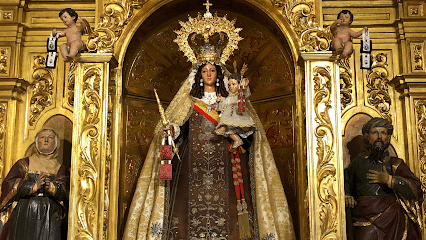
[411,43,424,72]
[366,53,392,123]
[261,106,294,148]
[68,62,76,107]
[76,66,102,240]
[0,47,9,75]
[338,58,353,110]
[0,103,6,180]
[87,1,145,53]
[271,0,332,51]
[102,78,115,240]
[29,55,54,126]
[313,66,338,239]
[415,100,426,227]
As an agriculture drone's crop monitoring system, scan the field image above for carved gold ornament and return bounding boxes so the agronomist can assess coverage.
[271,0,332,51]
[68,62,76,107]
[366,53,392,123]
[338,58,353,110]
[0,47,9,75]
[174,0,243,65]
[0,103,6,180]
[411,43,424,72]
[76,66,103,240]
[415,100,426,227]
[87,1,144,53]
[313,66,338,239]
[29,55,54,126]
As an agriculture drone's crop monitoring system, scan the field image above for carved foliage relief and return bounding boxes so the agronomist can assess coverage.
[258,106,294,148]
[338,58,353,110]
[232,23,294,97]
[68,62,77,107]
[415,100,426,225]
[313,66,338,239]
[87,1,146,53]
[271,0,332,51]
[125,106,159,196]
[366,53,392,123]
[0,103,6,180]
[29,55,54,126]
[411,42,424,72]
[76,65,103,240]
[0,47,10,76]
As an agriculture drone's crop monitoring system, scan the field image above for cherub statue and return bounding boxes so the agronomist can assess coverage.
[331,10,367,58]
[51,8,90,62]
[215,63,255,149]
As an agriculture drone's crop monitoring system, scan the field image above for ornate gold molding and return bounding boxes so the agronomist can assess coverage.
[67,62,76,107]
[411,42,424,72]
[338,58,353,110]
[0,103,6,180]
[271,0,332,51]
[0,47,10,76]
[29,55,54,126]
[89,0,332,54]
[415,100,426,228]
[87,1,145,53]
[313,66,338,239]
[366,53,392,123]
[76,66,102,240]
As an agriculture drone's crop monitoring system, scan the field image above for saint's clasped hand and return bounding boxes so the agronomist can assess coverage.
[31,173,57,196]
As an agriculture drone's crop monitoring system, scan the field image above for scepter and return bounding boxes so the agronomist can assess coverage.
[154,89,181,161]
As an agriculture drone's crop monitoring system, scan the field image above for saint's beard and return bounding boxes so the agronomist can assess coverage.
[364,139,390,163]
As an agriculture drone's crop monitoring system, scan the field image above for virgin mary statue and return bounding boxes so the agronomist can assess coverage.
[123,2,296,240]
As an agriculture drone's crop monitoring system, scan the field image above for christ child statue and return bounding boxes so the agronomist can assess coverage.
[51,8,89,62]
[215,66,255,149]
[331,10,367,58]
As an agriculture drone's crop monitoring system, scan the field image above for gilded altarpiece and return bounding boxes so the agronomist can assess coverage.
[4,0,426,239]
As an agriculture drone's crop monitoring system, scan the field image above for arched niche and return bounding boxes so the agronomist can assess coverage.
[118,0,302,237]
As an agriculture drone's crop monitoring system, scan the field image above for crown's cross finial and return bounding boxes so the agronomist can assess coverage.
[203,0,212,13]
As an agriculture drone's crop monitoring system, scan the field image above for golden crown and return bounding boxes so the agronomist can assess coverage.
[174,0,243,65]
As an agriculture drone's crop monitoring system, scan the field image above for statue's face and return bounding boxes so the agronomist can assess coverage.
[60,11,75,26]
[201,63,217,88]
[338,13,351,26]
[37,130,57,154]
[366,127,390,149]
[228,78,239,93]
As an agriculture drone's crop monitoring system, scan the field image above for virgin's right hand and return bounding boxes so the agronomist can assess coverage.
[163,125,174,137]
[52,28,57,37]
